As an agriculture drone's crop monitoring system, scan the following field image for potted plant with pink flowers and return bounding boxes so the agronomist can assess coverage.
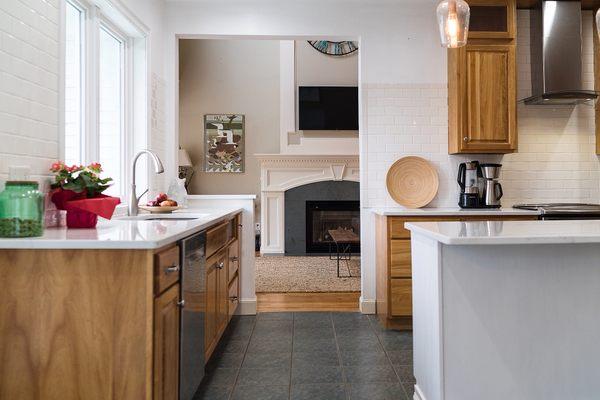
[49,162,120,228]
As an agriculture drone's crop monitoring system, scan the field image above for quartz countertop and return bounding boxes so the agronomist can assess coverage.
[0,208,242,249]
[406,220,600,245]
[370,207,540,217]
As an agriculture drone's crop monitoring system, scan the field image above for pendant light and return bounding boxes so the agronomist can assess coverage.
[596,9,600,40]
[436,0,470,48]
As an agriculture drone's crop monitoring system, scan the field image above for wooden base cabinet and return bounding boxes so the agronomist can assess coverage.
[205,214,242,362]
[376,214,537,330]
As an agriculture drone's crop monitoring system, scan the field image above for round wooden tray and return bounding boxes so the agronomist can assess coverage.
[386,156,439,208]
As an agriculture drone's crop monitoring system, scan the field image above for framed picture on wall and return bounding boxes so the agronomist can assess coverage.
[204,114,245,173]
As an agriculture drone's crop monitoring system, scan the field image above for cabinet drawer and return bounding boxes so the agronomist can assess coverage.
[154,245,180,295]
[389,218,411,239]
[228,275,239,317]
[206,219,234,258]
[389,217,459,239]
[228,239,240,282]
[390,278,412,317]
[390,240,411,278]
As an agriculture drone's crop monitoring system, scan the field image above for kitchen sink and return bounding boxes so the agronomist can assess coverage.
[117,213,210,221]
[145,217,198,221]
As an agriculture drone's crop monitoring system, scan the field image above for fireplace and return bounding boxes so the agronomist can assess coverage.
[305,200,360,253]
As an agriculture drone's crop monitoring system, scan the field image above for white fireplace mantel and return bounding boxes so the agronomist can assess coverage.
[257,154,359,254]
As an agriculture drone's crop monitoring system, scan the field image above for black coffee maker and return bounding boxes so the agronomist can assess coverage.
[457,161,482,208]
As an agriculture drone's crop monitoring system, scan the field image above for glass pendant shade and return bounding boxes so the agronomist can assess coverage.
[437,0,470,48]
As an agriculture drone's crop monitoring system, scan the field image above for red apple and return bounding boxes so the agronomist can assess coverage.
[156,193,168,202]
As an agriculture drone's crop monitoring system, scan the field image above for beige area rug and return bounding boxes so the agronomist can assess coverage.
[255,256,361,293]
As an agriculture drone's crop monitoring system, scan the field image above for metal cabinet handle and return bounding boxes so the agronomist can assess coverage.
[230,256,238,262]
[463,136,469,142]
[217,262,224,269]
[166,265,180,273]
[177,300,185,308]
[229,296,238,302]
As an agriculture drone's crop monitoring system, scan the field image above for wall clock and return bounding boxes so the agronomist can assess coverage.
[308,40,358,57]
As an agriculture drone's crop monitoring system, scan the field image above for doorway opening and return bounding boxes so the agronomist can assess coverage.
[177,37,361,311]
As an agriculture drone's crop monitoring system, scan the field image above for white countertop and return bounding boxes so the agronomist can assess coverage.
[371,207,540,216]
[0,208,242,249]
[406,220,600,245]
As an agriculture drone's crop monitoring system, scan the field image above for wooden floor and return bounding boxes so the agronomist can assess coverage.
[256,292,360,312]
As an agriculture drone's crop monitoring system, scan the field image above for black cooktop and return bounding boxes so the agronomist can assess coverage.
[513,203,600,219]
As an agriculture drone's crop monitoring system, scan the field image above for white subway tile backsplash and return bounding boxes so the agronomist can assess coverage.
[0,0,59,182]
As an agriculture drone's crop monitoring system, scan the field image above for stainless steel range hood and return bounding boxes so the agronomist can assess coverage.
[522,0,598,105]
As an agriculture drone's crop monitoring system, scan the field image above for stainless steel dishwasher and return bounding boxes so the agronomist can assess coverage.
[179,231,206,400]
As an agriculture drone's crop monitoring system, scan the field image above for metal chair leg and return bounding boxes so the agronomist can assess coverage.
[336,242,340,277]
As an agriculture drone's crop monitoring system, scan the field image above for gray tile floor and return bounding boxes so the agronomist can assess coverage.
[194,312,415,400]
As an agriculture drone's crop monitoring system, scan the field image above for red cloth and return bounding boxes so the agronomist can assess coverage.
[51,190,121,220]
[66,209,98,229]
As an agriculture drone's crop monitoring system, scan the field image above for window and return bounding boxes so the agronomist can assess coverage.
[64,2,84,166]
[98,26,125,197]
[62,1,146,200]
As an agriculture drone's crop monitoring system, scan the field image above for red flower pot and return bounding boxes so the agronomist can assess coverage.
[66,209,98,229]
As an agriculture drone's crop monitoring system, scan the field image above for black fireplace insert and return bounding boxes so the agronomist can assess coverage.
[305,200,360,253]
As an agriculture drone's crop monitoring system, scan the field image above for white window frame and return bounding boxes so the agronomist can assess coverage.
[97,18,129,198]
[62,0,87,166]
[61,0,149,203]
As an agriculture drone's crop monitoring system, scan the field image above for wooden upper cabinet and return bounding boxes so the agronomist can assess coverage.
[467,0,516,39]
[463,44,516,152]
[448,0,517,154]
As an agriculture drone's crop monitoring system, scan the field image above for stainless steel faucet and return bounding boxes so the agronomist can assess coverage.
[129,149,165,216]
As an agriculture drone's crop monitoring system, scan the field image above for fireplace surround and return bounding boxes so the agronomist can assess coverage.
[257,154,359,254]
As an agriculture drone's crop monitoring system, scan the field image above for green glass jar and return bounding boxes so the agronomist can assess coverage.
[0,181,45,238]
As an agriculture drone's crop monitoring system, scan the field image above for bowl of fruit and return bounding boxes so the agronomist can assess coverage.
[139,193,180,213]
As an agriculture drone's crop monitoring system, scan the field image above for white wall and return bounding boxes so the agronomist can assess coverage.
[0,0,60,185]
[295,40,358,86]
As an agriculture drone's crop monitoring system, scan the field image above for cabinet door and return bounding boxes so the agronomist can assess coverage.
[390,240,411,278]
[154,284,180,400]
[217,253,229,333]
[390,278,412,317]
[467,0,516,39]
[205,257,218,354]
[449,43,517,153]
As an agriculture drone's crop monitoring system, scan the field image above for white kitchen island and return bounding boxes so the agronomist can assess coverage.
[406,220,600,400]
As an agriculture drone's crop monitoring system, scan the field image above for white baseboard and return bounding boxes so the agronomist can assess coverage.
[236,298,257,315]
[359,296,376,314]
[414,384,425,400]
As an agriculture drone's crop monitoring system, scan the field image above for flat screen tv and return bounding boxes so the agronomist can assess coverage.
[298,86,358,130]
